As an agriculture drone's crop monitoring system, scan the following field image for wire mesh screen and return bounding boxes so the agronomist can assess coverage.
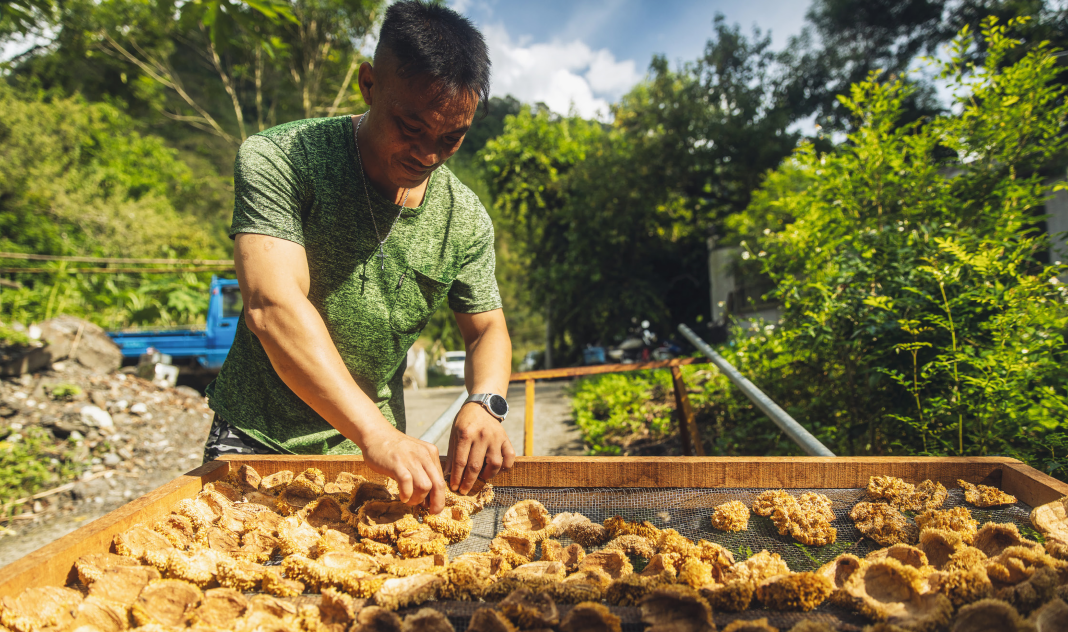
[413,484,1036,631]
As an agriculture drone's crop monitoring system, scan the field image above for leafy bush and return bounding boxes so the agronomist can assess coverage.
[0,426,79,516]
[571,19,1068,480]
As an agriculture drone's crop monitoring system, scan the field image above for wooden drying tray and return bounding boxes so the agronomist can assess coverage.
[1,456,1066,600]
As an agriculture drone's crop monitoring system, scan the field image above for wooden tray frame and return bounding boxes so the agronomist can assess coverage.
[2,456,1066,599]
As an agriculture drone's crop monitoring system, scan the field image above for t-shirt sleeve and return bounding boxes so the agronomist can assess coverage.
[448,210,503,314]
[230,135,307,246]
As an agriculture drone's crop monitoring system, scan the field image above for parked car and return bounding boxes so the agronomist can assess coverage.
[440,350,466,378]
[518,350,543,372]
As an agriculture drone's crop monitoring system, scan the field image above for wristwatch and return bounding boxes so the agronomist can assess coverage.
[465,393,509,421]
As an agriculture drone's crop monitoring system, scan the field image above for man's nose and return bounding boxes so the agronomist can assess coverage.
[410,142,438,167]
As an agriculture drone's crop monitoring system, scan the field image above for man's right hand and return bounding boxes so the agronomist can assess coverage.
[360,423,446,514]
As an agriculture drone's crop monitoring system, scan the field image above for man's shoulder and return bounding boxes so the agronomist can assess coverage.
[432,165,490,222]
[255,116,348,144]
[240,117,350,167]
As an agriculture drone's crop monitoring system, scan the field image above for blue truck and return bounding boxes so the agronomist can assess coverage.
[107,277,241,370]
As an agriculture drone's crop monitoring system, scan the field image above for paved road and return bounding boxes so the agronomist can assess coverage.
[403,380,584,457]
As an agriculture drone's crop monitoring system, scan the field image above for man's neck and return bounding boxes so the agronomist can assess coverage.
[353,114,431,208]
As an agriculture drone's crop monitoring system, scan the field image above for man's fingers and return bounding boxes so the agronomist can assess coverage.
[423,461,446,514]
[450,434,472,491]
[460,442,487,495]
[480,442,504,481]
[444,424,458,482]
[405,463,433,508]
[395,469,414,504]
[501,438,516,472]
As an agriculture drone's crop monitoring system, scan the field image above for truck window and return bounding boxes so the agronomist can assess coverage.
[221,287,243,319]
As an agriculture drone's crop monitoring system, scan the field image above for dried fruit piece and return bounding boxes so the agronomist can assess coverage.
[261,567,305,597]
[88,564,162,606]
[499,587,559,629]
[356,500,420,543]
[639,585,715,632]
[501,500,555,541]
[579,549,634,580]
[259,470,294,495]
[114,524,175,569]
[424,505,472,544]
[353,605,404,632]
[1031,496,1068,547]
[191,587,247,629]
[559,601,621,632]
[374,573,444,610]
[916,507,979,544]
[710,500,750,532]
[490,533,536,567]
[850,502,919,546]
[132,578,202,627]
[974,522,1042,558]
[154,514,198,549]
[0,586,84,632]
[605,534,657,558]
[397,527,449,558]
[74,552,142,586]
[228,464,262,493]
[755,572,834,611]
[216,557,265,592]
[959,479,1018,507]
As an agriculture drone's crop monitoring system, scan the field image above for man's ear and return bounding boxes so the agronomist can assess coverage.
[357,62,376,107]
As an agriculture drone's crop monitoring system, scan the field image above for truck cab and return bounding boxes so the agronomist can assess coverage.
[108,277,242,370]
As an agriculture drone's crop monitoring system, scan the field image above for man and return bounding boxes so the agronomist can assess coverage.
[204,1,514,514]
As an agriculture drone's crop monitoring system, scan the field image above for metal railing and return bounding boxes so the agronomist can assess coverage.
[420,326,835,458]
[678,323,835,457]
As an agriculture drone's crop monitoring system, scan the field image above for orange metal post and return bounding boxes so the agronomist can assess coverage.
[524,379,535,456]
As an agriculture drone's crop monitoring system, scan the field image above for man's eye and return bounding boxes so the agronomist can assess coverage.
[445,136,462,146]
[401,122,420,134]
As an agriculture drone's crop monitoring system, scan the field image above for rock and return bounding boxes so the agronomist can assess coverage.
[175,386,201,399]
[129,403,148,415]
[44,415,91,439]
[103,453,121,466]
[36,315,123,374]
[80,405,114,429]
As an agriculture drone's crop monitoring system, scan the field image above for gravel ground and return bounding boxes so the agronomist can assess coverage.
[0,363,213,568]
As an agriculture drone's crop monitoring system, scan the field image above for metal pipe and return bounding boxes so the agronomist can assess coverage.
[678,324,836,457]
[418,389,468,445]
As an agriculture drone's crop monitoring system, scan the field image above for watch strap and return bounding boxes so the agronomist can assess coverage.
[465,393,507,421]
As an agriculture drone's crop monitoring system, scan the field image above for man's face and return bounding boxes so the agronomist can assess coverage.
[359,57,479,190]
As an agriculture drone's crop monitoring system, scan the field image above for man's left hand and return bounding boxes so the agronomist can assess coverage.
[445,402,515,494]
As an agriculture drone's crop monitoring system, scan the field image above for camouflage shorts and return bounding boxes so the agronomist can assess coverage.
[202,414,278,464]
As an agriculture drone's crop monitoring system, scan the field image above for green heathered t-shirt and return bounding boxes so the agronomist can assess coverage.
[206,116,502,455]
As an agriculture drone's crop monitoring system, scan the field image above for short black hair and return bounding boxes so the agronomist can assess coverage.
[375,1,491,108]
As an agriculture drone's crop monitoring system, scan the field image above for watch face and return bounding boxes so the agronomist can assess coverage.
[488,394,509,417]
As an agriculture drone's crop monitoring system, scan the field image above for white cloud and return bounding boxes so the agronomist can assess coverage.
[483,24,643,120]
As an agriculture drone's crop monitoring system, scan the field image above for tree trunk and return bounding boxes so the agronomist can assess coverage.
[544,296,553,370]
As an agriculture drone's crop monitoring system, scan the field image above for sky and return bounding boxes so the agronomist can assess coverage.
[449,0,813,119]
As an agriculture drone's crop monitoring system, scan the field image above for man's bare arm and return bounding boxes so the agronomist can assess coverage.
[445,309,515,493]
[234,233,446,511]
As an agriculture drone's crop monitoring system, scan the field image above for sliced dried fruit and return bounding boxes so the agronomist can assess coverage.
[74,552,141,586]
[710,500,750,532]
[501,500,555,541]
[259,470,294,495]
[850,502,918,546]
[916,507,979,544]
[114,524,175,569]
[228,464,262,493]
[755,572,834,611]
[191,587,247,629]
[397,527,449,558]
[959,479,1018,507]
[973,522,1042,558]
[0,585,84,632]
[216,557,265,592]
[559,601,621,632]
[424,505,472,544]
[639,584,715,632]
[88,564,162,607]
[261,567,305,597]
[374,573,444,611]
[499,587,559,629]
[1031,496,1068,547]
[356,500,420,543]
[132,578,203,627]
[579,549,634,580]
[605,534,657,558]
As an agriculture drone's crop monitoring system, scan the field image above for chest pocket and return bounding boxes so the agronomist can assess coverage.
[390,268,451,334]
